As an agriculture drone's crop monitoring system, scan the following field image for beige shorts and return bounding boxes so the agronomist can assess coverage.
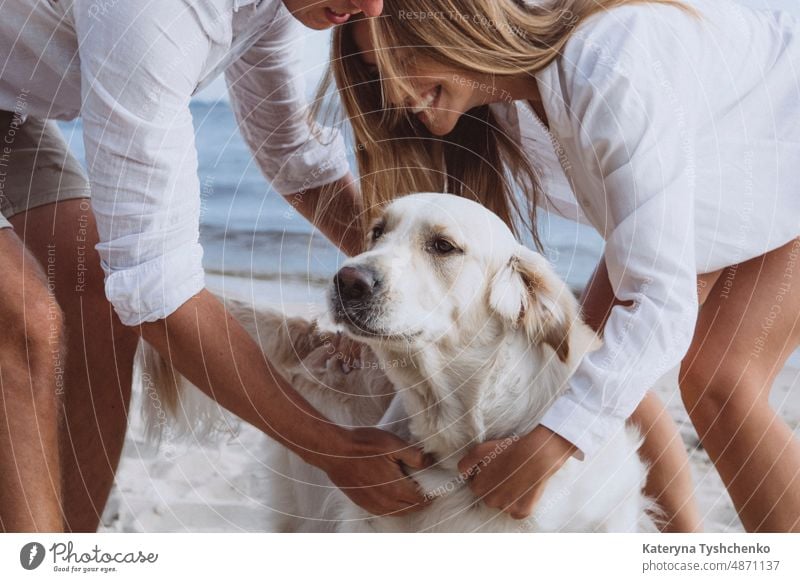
[0,110,90,230]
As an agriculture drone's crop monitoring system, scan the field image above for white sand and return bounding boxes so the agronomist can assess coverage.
[99,276,800,532]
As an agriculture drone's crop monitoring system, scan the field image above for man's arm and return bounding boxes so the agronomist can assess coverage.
[74,1,429,516]
[139,288,430,516]
[284,173,365,257]
[225,8,363,253]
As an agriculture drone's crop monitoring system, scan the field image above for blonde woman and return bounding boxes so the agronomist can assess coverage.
[327,0,800,531]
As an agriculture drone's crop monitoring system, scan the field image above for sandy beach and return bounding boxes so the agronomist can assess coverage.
[97,275,800,533]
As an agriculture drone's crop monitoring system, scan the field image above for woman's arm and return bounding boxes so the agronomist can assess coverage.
[460,4,700,517]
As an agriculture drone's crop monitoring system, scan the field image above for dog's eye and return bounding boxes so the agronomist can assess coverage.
[371,224,384,241]
[428,237,458,255]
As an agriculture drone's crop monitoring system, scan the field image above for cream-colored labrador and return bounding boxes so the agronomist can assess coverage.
[142,193,654,532]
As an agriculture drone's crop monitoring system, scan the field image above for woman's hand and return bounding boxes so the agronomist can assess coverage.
[316,427,433,517]
[457,425,577,520]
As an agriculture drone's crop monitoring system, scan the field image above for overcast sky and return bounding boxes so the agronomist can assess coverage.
[194,0,800,103]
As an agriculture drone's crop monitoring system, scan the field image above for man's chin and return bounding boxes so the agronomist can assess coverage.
[307,20,334,31]
[289,10,333,30]
[304,22,333,31]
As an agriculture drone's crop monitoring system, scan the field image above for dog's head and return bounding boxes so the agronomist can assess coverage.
[328,193,577,361]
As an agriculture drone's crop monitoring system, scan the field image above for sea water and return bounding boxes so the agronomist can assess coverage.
[58,101,602,305]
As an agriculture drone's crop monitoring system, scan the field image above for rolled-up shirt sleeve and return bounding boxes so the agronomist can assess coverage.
[225,8,349,196]
[539,19,699,459]
[74,0,208,326]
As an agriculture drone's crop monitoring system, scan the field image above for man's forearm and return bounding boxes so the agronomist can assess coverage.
[136,176,363,463]
[138,288,348,466]
[284,173,364,257]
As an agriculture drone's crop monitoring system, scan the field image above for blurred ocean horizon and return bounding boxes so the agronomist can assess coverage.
[58,101,604,304]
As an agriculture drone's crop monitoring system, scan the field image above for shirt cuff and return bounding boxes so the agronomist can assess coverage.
[268,126,350,195]
[102,242,206,326]
[538,390,628,461]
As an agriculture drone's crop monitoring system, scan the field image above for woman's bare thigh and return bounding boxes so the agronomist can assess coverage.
[681,237,800,404]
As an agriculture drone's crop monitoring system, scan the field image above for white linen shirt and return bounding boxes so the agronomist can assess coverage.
[0,0,349,325]
[493,0,800,458]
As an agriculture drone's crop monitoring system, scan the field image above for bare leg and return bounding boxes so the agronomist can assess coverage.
[680,238,800,532]
[0,229,64,531]
[630,393,702,531]
[580,258,710,532]
[11,200,138,532]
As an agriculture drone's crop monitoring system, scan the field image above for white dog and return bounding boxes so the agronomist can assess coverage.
[143,193,654,532]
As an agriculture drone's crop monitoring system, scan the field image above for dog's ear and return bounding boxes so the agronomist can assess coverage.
[489,245,577,362]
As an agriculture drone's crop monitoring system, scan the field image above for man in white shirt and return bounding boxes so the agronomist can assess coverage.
[0,0,432,532]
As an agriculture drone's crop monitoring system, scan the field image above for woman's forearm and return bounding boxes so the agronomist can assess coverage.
[138,288,349,466]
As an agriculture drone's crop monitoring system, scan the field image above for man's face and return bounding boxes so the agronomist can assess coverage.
[283,0,383,30]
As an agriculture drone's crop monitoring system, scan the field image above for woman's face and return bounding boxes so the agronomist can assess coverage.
[284,0,383,30]
[352,19,507,136]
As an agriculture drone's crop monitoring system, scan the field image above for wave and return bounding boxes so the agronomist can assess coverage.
[204,267,330,287]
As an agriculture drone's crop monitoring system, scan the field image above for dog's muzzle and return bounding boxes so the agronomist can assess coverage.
[330,265,383,326]
[333,265,379,304]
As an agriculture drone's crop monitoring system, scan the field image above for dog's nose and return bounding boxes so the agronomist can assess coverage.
[333,266,377,303]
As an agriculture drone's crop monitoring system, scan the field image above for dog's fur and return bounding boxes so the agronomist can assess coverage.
[141,193,654,532]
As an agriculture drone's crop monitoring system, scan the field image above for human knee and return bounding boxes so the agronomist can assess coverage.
[2,282,65,374]
[679,362,764,425]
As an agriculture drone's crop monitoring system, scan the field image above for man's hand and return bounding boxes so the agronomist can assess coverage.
[302,333,430,516]
[141,289,432,517]
[317,427,433,516]
[457,425,577,520]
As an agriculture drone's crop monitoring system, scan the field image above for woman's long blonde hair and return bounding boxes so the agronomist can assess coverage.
[322,0,686,250]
